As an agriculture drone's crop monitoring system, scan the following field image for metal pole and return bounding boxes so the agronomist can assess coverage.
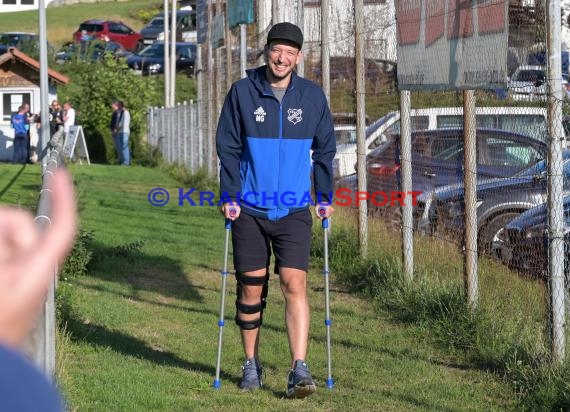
[170,0,177,107]
[354,0,367,258]
[400,90,413,281]
[463,89,478,310]
[33,0,55,379]
[296,0,304,77]
[321,0,330,104]
[240,24,247,79]
[213,218,232,389]
[225,1,233,89]
[196,44,203,168]
[164,0,170,107]
[257,0,269,66]
[207,0,214,175]
[272,0,279,24]
[547,0,565,364]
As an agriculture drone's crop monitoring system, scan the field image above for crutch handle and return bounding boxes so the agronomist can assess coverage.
[225,207,237,229]
[317,207,329,229]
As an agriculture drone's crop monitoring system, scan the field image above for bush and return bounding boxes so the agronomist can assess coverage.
[129,4,162,24]
[57,229,94,324]
[58,57,159,164]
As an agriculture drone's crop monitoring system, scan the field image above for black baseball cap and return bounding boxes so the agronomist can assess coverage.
[266,22,303,50]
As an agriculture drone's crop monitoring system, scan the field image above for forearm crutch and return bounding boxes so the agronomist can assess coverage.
[213,209,235,389]
[318,208,334,389]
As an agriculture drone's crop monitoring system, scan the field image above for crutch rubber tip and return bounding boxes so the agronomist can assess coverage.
[325,319,332,326]
[218,320,225,327]
[326,378,334,389]
[213,379,221,389]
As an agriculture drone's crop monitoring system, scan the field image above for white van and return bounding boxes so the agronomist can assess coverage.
[333,106,549,177]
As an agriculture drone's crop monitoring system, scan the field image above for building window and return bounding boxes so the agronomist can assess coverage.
[2,0,17,4]
[2,93,31,123]
[21,0,35,4]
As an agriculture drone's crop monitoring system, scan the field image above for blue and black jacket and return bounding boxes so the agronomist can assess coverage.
[216,65,336,221]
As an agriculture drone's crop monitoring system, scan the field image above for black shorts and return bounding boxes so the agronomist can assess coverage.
[231,208,313,273]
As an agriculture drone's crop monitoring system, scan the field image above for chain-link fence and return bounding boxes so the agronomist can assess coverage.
[149,0,570,374]
[147,102,206,172]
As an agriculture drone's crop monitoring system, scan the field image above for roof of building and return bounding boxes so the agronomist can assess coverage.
[0,47,70,85]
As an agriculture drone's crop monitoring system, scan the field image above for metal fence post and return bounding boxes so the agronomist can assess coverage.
[207,1,214,175]
[321,0,330,104]
[547,0,566,364]
[463,89,478,311]
[400,90,413,281]
[354,0,368,258]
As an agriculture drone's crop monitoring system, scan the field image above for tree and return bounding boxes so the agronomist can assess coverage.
[58,56,159,164]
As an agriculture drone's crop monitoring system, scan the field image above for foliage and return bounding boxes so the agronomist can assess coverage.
[330,220,570,411]
[57,57,159,164]
[129,4,163,24]
[57,229,94,325]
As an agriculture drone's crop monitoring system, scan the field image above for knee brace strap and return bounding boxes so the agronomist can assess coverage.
[235,271,268,285]
[236,300,264,314]
[235,316,262,330]
[235,271,270,330]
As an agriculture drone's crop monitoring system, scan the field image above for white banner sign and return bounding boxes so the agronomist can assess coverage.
[396,0,509,90]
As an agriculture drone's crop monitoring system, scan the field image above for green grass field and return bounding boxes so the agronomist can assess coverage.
[0,164,41,209]
[8,163,514,411]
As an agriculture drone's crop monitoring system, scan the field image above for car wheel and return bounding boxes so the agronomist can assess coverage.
[479,212,521,257]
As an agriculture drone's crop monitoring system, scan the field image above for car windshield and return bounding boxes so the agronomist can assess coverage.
[335,128,357,145]
[138,44,164,57]
[149,17,164,27]
[513,69,545,82]
[79,23,103,33]
[0,34,35,45]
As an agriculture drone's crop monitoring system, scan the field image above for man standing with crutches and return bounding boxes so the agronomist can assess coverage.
[216,22,336,398]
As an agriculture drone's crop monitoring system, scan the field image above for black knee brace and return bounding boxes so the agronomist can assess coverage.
[235,271,269,330]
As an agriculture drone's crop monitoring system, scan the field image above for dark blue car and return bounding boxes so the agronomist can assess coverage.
[499,196,570,277]
[362,127,546,207]
[126,42,196,77]
[425,150,570,252]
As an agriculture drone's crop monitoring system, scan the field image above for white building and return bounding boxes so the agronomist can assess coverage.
[0,0,55,13]
[0,47,68,161]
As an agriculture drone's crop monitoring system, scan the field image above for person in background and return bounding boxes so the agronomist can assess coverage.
[110,100,131,166]
[63,101,75,137]
[49,100,65,152]
[0,169,76,412]
[11,105,29,164]
[23,103,33,164]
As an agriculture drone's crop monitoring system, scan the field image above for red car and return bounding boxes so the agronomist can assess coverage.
[73,20,143,51]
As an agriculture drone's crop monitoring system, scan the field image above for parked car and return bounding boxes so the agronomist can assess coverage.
[140,10,196,45]
[508,65,547,101]
[424,151,570,253]
[334,106,549,178]
[0,32,53,55]
[55,41,131,63]
[362,129,546,228]
[498,197,570,277]
[126,42,196,76]
[73,20,143,51]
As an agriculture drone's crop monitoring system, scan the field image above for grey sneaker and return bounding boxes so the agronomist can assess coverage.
[239,358,262,391]
[286,359,316,398]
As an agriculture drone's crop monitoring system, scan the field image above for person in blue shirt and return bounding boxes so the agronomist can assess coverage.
[11,105,29,164]
[216,22,336,398]
[0,169,76,411]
